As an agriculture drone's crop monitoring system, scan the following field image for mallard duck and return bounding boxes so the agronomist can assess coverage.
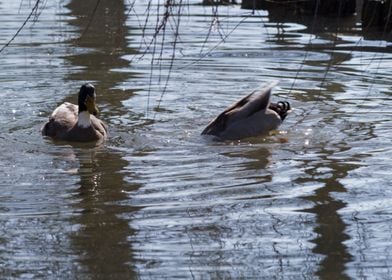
[42,83,108,142]
[201,82,291,140]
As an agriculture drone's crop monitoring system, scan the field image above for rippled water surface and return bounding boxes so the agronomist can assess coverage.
[1,0,392,279]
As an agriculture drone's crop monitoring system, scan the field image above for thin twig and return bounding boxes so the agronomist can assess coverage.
[0,0,41,54]
[177,13,252,70]
[79,0,102,40]
[154,0,183,117]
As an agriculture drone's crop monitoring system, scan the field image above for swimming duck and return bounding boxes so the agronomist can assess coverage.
[42,83,108,142]
[201,82,290,140]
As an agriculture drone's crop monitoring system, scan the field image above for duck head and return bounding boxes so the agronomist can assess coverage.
[78,83,99,116]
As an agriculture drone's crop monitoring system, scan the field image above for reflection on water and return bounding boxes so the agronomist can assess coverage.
[300,147,355,280]
[65,0,136,119]
[71,147,137,278]
[1,0,392,279]
[64,0,137,278]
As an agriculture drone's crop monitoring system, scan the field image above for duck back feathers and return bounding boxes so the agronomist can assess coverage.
[42,102,107,142]
[202,82,290,140]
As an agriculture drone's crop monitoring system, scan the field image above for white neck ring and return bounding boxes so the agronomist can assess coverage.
[77,111,91,128]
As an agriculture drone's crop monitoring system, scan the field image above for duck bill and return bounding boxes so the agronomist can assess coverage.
[85,95,100,116]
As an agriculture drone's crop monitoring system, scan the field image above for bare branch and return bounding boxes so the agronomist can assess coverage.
[0,0,41,54]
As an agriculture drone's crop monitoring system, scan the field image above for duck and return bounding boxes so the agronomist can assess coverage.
[201,81,291,140]
[41,83,108,142]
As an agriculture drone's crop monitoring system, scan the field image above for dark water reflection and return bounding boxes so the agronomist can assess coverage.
[64,0,138,278]
[300,149,355,280]
[71,147,137,278]
[65,0,137,121]
[1,0,392,279]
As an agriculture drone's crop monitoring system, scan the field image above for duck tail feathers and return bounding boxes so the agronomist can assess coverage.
[256,80,279,92]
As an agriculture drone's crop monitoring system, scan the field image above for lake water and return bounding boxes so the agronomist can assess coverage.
[1,0,392,279]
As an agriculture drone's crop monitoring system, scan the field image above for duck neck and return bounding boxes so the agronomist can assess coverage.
[77,111,92,128]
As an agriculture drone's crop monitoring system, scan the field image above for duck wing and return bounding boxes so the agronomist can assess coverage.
[202,81,278,136]
[91,115,108,139]
[41,102,78,138]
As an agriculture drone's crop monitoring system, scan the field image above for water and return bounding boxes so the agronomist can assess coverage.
[1,0,392,279]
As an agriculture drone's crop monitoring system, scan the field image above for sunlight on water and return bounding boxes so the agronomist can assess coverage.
[0,0,392,279]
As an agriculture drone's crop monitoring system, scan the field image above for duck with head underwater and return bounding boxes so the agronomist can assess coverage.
[42,83,108,142]
[201,81,291,140]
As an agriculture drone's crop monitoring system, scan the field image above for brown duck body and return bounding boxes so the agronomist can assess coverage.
[42,102,108,142]
[201,82,290,140]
